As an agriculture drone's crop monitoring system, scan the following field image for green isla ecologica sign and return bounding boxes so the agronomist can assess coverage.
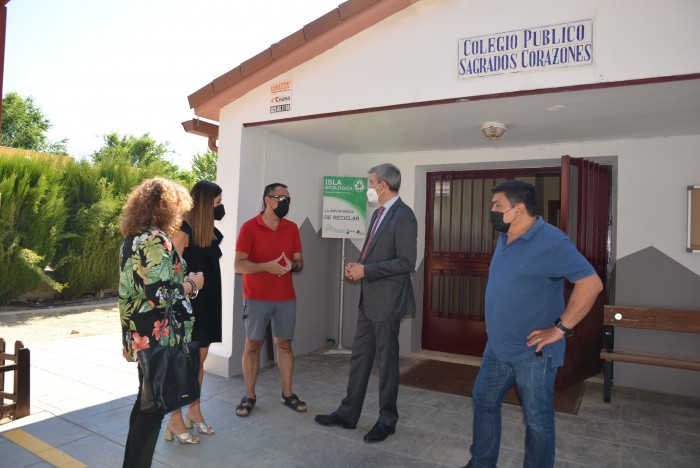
[322,176,367,239]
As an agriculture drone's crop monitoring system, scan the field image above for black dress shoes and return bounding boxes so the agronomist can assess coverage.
[314,411,356,429]
[363,421,395,443]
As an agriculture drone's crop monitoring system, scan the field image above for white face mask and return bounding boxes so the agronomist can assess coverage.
[367,186,384,204]
[366,188,379,204]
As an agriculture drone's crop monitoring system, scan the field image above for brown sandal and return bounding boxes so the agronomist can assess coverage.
[281,393,307,413]
[235,395,256,417]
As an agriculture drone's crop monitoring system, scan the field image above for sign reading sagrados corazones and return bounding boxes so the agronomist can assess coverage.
[322,177,367,239]
[458,19,593,78]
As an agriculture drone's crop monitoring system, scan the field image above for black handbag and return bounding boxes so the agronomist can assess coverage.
[137,293,200,414]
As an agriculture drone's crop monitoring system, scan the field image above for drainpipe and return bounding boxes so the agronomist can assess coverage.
[0,1,10,137]
[207,136,218,153]
[181,118,219,154]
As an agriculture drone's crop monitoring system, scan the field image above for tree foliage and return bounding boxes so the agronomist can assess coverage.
[91,132,170,166]
[1,92,68,155]
[91,132,195,186]
[191,149,218,181]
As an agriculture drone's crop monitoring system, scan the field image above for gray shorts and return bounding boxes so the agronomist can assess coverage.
[243,299,296,340]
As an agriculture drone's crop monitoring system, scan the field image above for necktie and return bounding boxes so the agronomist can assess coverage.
[359,206,385,264]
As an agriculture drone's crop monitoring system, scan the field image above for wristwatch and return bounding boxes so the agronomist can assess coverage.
[554,318,574,337]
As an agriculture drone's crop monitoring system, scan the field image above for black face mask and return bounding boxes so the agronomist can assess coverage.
[273,201,290,219]
[490,208,516,233]
[214,204,225,221]
[490,210,510,233]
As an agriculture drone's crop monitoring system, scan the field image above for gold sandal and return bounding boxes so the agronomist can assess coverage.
[185,415,214,435]
[164,427,200,444]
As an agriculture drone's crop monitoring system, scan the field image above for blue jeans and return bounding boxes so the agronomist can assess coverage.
[469,350,557,468]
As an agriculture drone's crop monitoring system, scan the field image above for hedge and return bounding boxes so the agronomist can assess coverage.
[0,152,68,301]
[0,150,191,303]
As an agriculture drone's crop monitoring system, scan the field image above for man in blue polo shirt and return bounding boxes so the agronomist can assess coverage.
[463,180,603,468]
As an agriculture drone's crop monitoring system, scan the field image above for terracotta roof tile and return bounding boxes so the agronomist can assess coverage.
[188,83,216,109]
[339,0,383,19]
[271,29,307,59]
[303,9,342,41]
[188,0,418,120]
[240,48,274,77]
[213,66,243,93]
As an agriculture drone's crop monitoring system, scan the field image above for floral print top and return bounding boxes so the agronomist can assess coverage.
[119,228,195,362]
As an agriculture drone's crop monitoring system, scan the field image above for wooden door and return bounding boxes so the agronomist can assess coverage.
[422,169,560,355]
[422,172,502,355]
[421,160,611,392]
[556,155,611,390]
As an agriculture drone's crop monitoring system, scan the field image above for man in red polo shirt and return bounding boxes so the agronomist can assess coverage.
[233,182,305,417]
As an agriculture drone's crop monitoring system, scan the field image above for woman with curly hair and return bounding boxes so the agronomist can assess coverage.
[171,181,224,436]
[119,177,205,467]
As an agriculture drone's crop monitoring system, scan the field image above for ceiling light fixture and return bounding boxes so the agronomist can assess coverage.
[481,121,507,140]
[547,104,566,112]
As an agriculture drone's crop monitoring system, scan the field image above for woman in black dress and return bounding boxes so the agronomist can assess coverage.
[171,181,224,435]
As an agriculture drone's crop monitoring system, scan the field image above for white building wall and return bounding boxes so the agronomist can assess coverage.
[209,120,339,376]
[207,0,700,394]
[616,138,700,261]
[226,0,700,126]
[214,124,700,388]
[342,136,700,396]
[340,136,700,272]
[204,113,244,376]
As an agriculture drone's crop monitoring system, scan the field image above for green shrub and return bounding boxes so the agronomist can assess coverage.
[0,153,67,302]
[0,149,193,302]
[52,160,122,298]
[93,153,147,197]
[52,202,122,298]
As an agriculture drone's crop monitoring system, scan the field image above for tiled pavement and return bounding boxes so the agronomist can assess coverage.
[1,332,699,467]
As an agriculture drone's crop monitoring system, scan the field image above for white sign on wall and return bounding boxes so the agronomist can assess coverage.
[269,80,292,113]
[458,20,593,78]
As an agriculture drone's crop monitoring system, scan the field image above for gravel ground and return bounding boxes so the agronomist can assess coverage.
[0,300,119,347]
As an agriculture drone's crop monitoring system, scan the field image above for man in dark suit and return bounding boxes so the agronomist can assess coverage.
[315,163,417,443]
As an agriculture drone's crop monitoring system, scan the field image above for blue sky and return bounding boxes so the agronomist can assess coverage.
[4,0,341,167]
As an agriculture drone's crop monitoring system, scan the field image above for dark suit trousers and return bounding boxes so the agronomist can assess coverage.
[337,305,402,428]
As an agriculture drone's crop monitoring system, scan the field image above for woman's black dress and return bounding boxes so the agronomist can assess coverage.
[180,221,223,346]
